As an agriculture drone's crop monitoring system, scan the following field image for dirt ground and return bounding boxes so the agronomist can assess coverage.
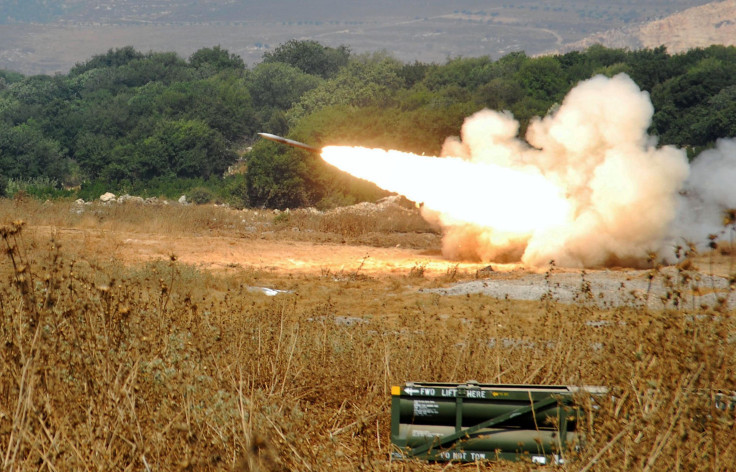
[25,222,736,309]
[27,225,489,276]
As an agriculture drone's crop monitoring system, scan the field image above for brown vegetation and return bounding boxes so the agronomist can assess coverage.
[1,199,735,470]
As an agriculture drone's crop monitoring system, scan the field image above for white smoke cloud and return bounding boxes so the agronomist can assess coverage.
[675,139,736,248]
[438,73,694,268]
[322,73,736,268]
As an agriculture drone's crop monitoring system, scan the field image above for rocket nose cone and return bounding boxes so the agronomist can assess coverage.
[258,132,289,141]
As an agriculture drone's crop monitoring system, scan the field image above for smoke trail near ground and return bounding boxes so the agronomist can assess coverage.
[322,73,735,268]
[675,139,736,246]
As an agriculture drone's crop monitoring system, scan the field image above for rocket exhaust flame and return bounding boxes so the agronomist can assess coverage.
[321,146,571,235]
[263,74,736,269]
[319,74,713,269]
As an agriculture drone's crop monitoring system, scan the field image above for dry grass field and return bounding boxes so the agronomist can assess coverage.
[1,198,735,471]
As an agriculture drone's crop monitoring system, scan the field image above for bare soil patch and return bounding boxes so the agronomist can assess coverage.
[12,198,734,303]
[21,207,735,311]
[30,224,483,275]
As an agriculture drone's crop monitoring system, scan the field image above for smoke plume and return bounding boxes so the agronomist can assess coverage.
[675,139,736,246]
[438,73,694,267]
[322,73,736,268]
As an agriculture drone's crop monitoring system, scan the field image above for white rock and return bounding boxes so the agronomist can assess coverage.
[117,194,145,204]
[100,192,116,203]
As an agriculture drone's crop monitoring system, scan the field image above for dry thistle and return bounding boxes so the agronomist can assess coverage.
[723,208,736,227]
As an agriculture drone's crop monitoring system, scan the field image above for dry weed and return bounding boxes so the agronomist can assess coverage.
[0,198,440,251]
[0,204,735,471]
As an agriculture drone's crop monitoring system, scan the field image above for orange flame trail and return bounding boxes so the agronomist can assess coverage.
[321,146,571,236]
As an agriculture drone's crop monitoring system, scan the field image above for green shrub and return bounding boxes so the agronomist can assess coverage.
[189,186,216,204]
[0,174,7,198]
[273,211,291,225]
[77,180,110,201]
[221,173,249,209]
[6,177,73,200]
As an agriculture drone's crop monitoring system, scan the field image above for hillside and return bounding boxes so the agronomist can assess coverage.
[640,0,736,51]
[562,0,736,52]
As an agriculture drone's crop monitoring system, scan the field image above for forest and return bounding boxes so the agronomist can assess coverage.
[1,41,736,209]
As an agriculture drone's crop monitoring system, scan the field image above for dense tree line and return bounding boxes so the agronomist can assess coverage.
[1,41,735,207]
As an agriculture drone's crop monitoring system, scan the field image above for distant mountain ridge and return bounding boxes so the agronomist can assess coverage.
[560,0,736,53]
[0,1,733,75]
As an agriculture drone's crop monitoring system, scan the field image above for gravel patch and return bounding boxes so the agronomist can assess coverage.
[421,268,735,309]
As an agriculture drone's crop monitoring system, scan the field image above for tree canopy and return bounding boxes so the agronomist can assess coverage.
[1,42,736,208]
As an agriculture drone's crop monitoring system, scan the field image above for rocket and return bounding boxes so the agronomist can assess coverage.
[257,133,320,153]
